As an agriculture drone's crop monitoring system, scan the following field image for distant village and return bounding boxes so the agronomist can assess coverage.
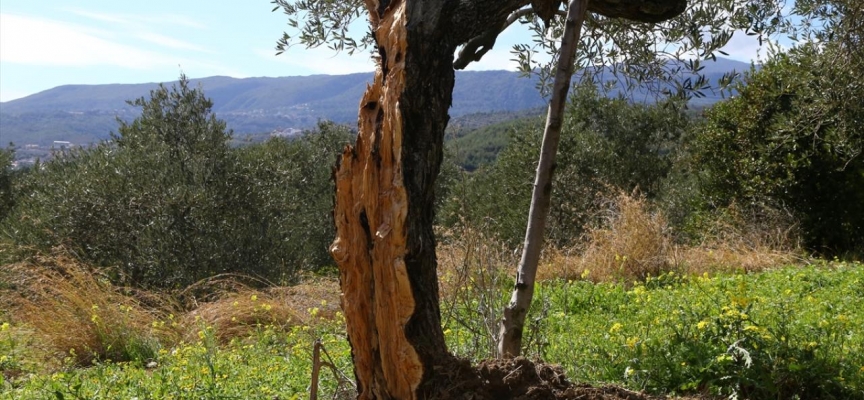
[9,127,307,170]
[9,141,78,169]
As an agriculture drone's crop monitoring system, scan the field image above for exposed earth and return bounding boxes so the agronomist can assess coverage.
[432,357,715,400]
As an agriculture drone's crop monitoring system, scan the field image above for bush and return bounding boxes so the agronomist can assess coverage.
[0,76,353,288]
[443,85,689,247]
[0,147,13,222]
[231,122,353,279]
[690,44,864,255]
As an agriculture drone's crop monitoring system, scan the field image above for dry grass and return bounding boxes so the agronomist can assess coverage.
[538,192,803,283]
[181,276,341,344]
[437,228,516,357]
[674,202,803,275]
[437,191,801,290]
[0,251,179,366]
[437,229,514,299]
[0,250,345,366]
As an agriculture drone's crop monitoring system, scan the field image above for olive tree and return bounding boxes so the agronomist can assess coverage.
[272,0,787,396]
[692,0,864,255]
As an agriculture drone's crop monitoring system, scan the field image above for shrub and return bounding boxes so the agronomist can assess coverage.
[443,85,689,247]
[230,122,353,279]
[537,191,800,283]
[690,43,864,255]
[568,191,672,283]
[0,76,353,288]
[0,148,14,222]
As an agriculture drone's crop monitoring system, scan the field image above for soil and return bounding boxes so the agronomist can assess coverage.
[428,356,714,400]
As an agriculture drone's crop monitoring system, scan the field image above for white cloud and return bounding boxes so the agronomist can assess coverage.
[136,32,212,53]
[0,13,176,68]
[63,9,213,53]
[153,14,208,30]
[68,9,207,30]
[65,9,128,24]
[719,31,783,63]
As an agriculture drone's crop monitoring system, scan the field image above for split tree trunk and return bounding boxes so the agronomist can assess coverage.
[498,0,591,358]
[329,0,461,398]
[329,0,538,394]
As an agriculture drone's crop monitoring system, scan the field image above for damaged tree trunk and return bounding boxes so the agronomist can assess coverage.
[498,0,591,358]
[330,0,462,398]
[327,0,690,395]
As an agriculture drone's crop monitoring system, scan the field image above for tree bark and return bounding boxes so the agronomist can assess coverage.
[330,0,515,398]
[498,0,591,358]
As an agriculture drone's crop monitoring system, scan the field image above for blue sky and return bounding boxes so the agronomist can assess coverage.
[0,1,769,103]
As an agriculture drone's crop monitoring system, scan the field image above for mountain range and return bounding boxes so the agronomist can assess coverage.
[0,57,752,148]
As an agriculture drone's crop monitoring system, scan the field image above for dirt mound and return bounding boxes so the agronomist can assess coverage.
[430,357,707,400]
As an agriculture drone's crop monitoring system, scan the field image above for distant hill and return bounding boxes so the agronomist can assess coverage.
[0,58,752,148]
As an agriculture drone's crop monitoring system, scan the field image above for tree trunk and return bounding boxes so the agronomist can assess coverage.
[498,0,590,358]
[329,0,460,398]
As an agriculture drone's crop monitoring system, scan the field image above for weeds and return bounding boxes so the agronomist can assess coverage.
[1,207,858,399]
[539,191,803,284]
[0,252,178,366]
[1,255,354,399]
[535,262,864,398]
[3,259,862,399]
[437,227,514,360]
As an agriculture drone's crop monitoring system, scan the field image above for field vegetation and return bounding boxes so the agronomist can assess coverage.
[1,28,862,399]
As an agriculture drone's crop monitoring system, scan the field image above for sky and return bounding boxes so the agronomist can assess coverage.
[0,0,770,103]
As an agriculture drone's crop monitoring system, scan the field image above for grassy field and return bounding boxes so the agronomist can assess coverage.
[2,258,862,399]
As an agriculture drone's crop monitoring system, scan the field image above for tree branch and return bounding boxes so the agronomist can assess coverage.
[454,7,566,69]
[448,0,530,48]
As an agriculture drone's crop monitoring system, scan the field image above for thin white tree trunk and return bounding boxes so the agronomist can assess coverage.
[498,0,590,358]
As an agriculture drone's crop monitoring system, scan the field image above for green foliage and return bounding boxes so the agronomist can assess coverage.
[447,112,544,171]
[444,263,864,399]
[2,318,354,399]
[554,264,864,398]
[232,122,354,277]
[8,264,861,398]
[690,43,864,255]
[0,76,352,288]
[0,148,15,222]
[444,86,689,247]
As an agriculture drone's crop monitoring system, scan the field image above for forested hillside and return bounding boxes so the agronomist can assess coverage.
[0,58,748,148]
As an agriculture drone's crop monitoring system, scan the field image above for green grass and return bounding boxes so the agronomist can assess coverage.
[3,262,863,399]
[446,261,864,399]
[1,315,354,400]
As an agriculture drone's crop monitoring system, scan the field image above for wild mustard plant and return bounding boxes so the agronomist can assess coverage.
[538,263,864,398]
